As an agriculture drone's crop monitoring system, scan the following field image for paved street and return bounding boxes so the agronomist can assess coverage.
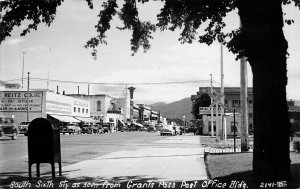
[1,132,207,188]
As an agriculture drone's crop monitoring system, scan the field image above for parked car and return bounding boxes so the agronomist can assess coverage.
[95,125,104,134]
[174,126,183,135]
[139,127,147,131]
[160,125,176,136]
[61,123,81,134]
[147,126,156,132]
[81,125,93,134]
[18,121,30,136]
[102,123,111,133]
[0,116,18,140]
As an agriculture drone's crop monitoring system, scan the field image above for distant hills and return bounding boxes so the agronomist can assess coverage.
[149,97,300,121]
[149,97,194,121]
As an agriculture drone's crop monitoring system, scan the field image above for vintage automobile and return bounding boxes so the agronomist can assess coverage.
[102,123,111,133]
[160,125,176,136]
[147,126,156,132]
[81,124,93,134]
[61,123,81,134]
[18,121,31,136]
[0,116,18,140]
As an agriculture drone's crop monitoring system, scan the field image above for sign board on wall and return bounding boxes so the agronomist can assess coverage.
[0,91,43,112]
[199,107,223,114]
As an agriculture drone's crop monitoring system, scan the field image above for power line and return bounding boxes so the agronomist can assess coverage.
[3,77,217,86]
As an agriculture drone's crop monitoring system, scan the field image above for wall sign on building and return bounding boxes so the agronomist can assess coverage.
[0,91,43,112]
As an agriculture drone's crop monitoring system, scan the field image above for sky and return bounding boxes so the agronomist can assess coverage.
[1,1,300,105]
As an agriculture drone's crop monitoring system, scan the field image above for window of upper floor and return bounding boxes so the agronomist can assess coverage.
[97,101,101,111]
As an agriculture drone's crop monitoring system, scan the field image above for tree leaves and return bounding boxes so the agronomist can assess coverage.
[84,0,118,59]
[0,0,64,43]
[0,0,299,60]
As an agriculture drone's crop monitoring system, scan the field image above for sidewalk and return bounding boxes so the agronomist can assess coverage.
[62,135,208,182]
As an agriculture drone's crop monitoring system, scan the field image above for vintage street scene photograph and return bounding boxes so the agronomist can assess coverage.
[1,0,300,189]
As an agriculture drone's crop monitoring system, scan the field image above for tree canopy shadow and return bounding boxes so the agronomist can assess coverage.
[211,163,300,189]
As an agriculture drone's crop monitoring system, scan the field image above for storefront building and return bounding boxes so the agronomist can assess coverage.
[191,87,253,131]
[0,90,91,126]
[67,94,126,131]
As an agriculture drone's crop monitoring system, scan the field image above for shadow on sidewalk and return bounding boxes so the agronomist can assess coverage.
[211,163,300,189]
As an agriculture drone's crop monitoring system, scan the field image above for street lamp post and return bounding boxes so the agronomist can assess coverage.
[22,51,26,88]
[27,72,30,122]
[183,115,186,134]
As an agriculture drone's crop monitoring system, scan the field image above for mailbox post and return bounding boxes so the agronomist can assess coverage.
[27,118,62,179]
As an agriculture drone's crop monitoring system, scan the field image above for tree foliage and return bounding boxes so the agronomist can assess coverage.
[191,92,211,119]
[1,0,299,59]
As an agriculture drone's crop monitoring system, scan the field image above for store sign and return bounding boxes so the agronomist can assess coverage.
[0,91,43,112]
[46,101,72,115]
[199,107,223,114]
[199,107,211,114]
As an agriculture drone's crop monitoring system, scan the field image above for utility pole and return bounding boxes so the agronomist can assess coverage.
[47,71,50,90]
[239,17,249,152]
[240,56,249,152]
[27,72,30,122]
[22,51,26,88]
[124,85,128,122]
[220,43,225,140]
[210,74,214,137]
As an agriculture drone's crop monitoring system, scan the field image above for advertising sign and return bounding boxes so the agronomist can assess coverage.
[199,107,211,114]
[199,107,223,114]
[0,91,43,112]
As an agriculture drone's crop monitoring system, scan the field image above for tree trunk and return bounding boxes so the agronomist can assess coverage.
[238,0,291,182]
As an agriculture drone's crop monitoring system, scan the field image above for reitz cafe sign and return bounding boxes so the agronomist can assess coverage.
[0,91,43,112]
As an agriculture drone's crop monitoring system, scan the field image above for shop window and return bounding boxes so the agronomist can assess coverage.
[109,118,114,122]
[82,108,84,113]
[86,109,88,113]
[233,100,240,107]
[74,107,76,112]
[78,108,80,113]
[97,101,101,111]
[231,122,238,132]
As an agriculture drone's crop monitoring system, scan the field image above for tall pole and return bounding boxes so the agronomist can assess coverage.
[220,44,225,140]
[239,16,249,152]
[210,74,214,137]
[22,51,26,88]
[240,56,249,152]
[88,83,90,95]
[233,108,236,153]
[47,71,50,90]
[27,72,30,122]
[77,86,79,95]
[125,85,128,122]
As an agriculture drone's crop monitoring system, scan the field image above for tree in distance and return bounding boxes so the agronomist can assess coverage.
[191,92,211,120]
[1,0,300,184]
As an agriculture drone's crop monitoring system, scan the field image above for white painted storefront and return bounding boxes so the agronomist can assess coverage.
[0,90,91,126]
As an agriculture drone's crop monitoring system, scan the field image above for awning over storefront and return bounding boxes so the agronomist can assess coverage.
[74,116,97,124]
[48,114,80,123]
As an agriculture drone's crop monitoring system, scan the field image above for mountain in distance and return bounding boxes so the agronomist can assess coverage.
[149,97,193,121]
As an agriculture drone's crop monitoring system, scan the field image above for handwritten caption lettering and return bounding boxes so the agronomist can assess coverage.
[10,179,279,189]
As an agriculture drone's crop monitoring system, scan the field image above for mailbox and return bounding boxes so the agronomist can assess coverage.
[27,117,62,179]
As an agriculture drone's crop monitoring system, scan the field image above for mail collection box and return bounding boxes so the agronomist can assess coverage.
[27,117,62,179]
